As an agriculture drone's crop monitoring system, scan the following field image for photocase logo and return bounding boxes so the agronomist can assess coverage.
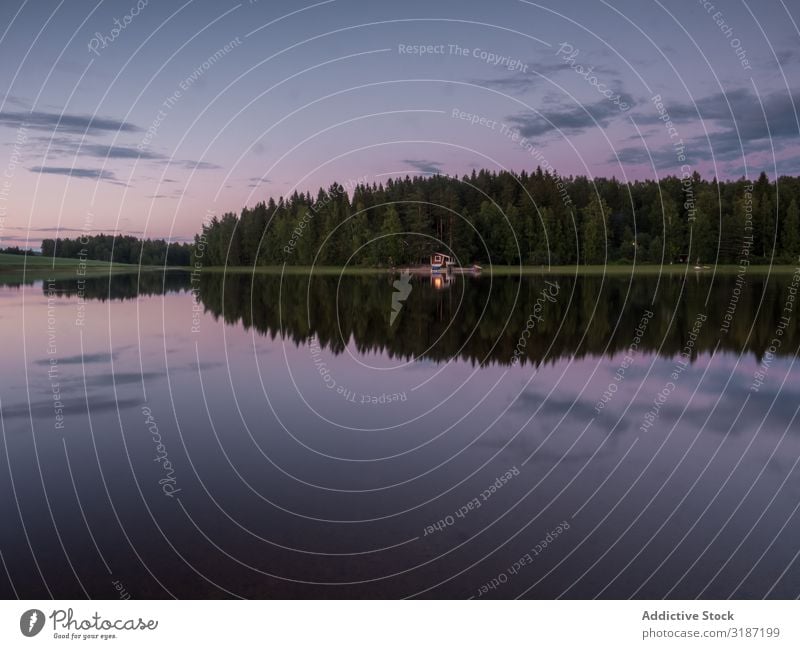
[390,271,413,326]
[20,609,45,637]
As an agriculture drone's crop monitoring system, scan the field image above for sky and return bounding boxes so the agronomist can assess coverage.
[0,0,798,244]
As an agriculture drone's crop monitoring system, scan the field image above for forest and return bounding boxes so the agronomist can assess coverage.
[40,234,193,266]
[42,167,800,267]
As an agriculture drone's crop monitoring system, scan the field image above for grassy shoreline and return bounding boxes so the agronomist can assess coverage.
[0,253,156,279]
[191,263,799,276]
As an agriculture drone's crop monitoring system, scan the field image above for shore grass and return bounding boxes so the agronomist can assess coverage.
[0,253,148,278]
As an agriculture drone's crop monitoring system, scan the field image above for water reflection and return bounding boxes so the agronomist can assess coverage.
[0,269,797,599]
[29,270,800,364]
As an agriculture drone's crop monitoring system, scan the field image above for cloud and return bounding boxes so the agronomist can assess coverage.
[401,159,443,174]
[6,225,92,233]
[0,110,140,135]
[639,89,799,143]
[775,154,800,175]
[725,154,800,178]
[0,94,29,109]
[32,136,163,161]
[474,72,539,94]
[0,235,39,246]
[82,143,161,159]
[30,137,219,169]
[624,88,800,167]
[146,187,184,199]
[28,165,124,184]
[506,95,635,139]
[170,160,222,171]
[777,50,799,66]
[471,60,618,95]
[24,135,220,181]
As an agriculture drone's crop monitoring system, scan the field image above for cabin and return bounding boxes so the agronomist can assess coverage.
[430,252,452,271]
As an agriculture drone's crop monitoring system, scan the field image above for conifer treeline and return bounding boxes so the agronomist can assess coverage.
[41,168,800,267]
[192,168,800,267]
[41,234,193,266]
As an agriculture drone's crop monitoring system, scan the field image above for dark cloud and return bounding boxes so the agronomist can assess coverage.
[29,137,215,170]
[613,89,800,170]
[0,235,37,246]
[171,160,222,171]
[637,89,800,155]
[473,72,539,94]
[247,176,271,188]
[28,166,123,184]
[28,137,221,181]
[471,60,619,95]
[401,159,443,174]
[33,136,163,161]
[146,187,184,199]
[506,94,635,138]
[0,94,29,109]
[80,143,160,159]
[0,110,140,135]
[775,154,800,175]
[777,50,799,66]
[6,225,93,233]
[726,154,800,178]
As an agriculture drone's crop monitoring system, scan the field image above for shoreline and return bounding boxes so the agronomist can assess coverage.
[183,263,800,276]
[2,254,798,278]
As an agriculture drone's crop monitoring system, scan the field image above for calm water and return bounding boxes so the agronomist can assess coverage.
[1,269,800,599]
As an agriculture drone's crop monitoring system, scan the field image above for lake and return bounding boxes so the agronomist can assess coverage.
[1,269,799,598]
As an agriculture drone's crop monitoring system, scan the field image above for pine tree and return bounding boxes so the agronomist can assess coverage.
[380,204,403,266]
[782,198,800,261]
[581,195,609,265]
[651,196,682,263]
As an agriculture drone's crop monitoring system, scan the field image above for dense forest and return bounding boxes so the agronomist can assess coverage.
[40,234,193,266]
[42,168,800,267]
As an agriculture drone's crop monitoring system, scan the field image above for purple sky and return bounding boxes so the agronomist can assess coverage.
[0,0,798,245]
